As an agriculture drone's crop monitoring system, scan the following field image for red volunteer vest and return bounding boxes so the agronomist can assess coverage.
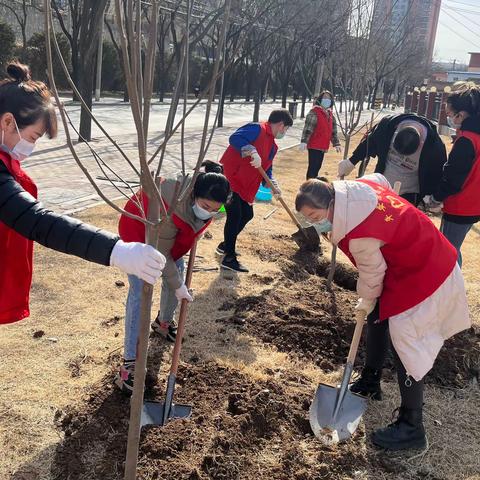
[443,130,480,216]
[307,106,333,151]
[338,179,457,320]
[220,122,277,203]
[118,191,210,260]
[0,151,38,324]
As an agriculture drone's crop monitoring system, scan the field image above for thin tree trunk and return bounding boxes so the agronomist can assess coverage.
[78,58,95,141]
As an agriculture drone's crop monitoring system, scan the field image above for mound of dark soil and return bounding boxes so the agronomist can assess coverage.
[51,363,368,480]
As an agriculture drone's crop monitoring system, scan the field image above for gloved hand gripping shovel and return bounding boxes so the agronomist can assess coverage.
[141,239,198,427]
[309,309,368,444]
[257,166,320,251]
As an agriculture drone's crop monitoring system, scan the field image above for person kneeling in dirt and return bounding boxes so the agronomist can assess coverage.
[116,162,231,395]
[0,62,166,327]
[295,173,470,450]
[217,109,293,272]
[337,113,447,206]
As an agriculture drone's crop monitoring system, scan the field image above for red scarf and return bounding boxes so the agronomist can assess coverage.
[0,151,38,324]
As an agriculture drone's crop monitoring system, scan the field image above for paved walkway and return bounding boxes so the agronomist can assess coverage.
[23,99,391,213]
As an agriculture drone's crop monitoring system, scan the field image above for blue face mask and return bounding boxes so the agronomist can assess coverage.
[313,218,332,234]
[320,98,332,109]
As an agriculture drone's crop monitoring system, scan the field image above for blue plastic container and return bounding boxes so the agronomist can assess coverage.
[255,184,273,202]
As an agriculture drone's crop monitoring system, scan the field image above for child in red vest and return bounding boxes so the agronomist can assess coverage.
[116,164,230,395]
[218,109,293,272]
[299,91,342,179]
[295,173,470,450]
[425,82,480,267]
[0,62,166,326]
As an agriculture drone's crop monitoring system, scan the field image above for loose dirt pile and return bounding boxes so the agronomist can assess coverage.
[51,362,368,480]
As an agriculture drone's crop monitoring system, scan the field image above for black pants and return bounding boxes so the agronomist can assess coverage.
[306,149,325,179]
[401,192,420,207]
[223,192,254,256]
[364,303,424,410]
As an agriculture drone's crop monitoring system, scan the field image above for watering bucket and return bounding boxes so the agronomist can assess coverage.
[255,185,272,202]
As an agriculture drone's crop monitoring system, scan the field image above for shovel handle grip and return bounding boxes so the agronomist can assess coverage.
[257,166,303,230]
[346,310,367,365]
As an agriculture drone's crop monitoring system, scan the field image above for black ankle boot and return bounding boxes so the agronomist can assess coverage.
[372,406,426,450]
[350,366,383,400]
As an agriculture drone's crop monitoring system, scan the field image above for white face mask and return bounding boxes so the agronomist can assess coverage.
[192,201,215,220]
[447,114,462,129]
[1,120,36,161]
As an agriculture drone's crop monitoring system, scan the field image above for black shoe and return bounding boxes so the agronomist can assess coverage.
[221,255,249,273]
[216,242,240,256]
[371,406,427,450]
[151,318,177,342]
[350,366,383,400]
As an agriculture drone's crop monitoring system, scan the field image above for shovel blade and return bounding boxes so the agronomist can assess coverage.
[291,226,320,252]
[141,401,192,427]
[309,383,367,444]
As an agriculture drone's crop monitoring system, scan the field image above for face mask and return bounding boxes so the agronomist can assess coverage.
[313,218,332,234]
[275,130,286,139]
[320,98,332,109]
[447,115,461,129]
[1,121,36,161]
[193,202,215,220]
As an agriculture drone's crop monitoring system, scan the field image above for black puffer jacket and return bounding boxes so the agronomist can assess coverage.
[0,160,118,265]
[349,114,447,197]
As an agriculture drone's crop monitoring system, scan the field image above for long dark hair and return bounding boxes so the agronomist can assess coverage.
[194,163,231,203]
[0,62,57,138]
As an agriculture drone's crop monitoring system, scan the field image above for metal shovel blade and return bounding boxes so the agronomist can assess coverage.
[141,400,192,427]
[309,383,367,444]
[291,226,320,252]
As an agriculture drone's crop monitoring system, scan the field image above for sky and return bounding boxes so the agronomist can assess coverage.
[433,0,480,66]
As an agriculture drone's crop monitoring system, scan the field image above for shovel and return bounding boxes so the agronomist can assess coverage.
[309,309,368,444]
[257,166,320,251]
[141,239,198,427]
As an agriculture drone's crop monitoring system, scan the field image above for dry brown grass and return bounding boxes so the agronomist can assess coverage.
[1,132,480,480]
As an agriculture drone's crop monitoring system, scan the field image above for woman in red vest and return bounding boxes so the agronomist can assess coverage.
[117,163,230,394]
[425,82,480,267]
[295,173,470,450]
[299,91,342,179]
[218,109,293,272]
[0,62,166,326]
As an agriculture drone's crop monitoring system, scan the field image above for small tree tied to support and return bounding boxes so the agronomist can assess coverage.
[44,0,237,478]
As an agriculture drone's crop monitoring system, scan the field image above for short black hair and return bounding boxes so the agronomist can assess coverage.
[193,172,231,204]
[268,109,293,127]
[447,81,480,116]
[393,126,421,156]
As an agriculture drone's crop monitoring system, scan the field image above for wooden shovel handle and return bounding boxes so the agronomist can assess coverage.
[346,309,367,365]
[257,166,303,230]
[170,239,198,375]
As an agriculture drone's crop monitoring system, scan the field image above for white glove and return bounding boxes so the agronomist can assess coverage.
[299,142,307,151]
[423,195,443,214]
[271,180,282,199]
[338,159,355,177]
[250,152,262,168]
[355,298,376,316]
[110,240,166,285]
[335,145,342,153]
[175,283,193,302]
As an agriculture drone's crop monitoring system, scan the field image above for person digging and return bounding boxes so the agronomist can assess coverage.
[295,173,470,450]
[116,163,231,395]
[217,109,293,272]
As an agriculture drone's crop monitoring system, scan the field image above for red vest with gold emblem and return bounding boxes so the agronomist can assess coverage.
[443,130,480,216]
[338,179,457,320]
[307,106,333,151]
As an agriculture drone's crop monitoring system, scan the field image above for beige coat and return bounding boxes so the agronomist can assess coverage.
[330,174,470,381]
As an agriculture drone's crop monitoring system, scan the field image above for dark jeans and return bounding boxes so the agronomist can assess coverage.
[440,217,472,268]
[223,192,254,256]
[364,303,424,410]
[306,149,325,179]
